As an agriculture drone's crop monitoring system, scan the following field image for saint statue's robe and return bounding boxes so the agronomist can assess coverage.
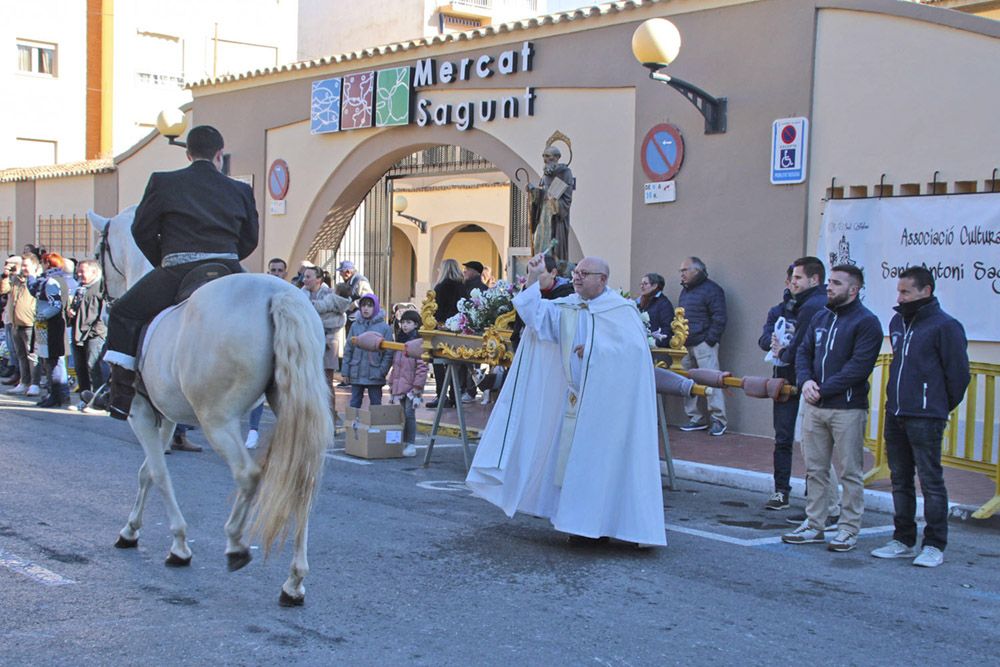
[466,282,666,546]
[529,163,573,262]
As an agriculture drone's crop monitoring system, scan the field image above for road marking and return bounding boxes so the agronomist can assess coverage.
[0,549,76,586]
[324,452,372,466]
[665,523,896,547]
[417,480,472,493]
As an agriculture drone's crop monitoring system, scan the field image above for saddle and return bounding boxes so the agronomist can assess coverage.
[133,262,234,422]
[175,262,233,303]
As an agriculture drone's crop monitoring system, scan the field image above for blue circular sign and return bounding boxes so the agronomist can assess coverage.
[641,124,684,182]
[268,159,290,200]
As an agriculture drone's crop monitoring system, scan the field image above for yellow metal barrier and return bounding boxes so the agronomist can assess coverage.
[863,353,1000,518]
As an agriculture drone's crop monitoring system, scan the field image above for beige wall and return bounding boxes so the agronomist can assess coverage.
[115,131,191,210]
[395,182,510,289]
[35,175,95,218]
[3,1,88,167]
[297,0,428,60]
[0,185,15,222]
[809,7,1000,363]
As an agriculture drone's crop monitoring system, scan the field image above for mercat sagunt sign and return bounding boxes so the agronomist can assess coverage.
[310,42,536,134]
[819,194,1000,342]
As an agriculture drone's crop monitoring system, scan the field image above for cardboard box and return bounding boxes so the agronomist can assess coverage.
[344,405,406,459]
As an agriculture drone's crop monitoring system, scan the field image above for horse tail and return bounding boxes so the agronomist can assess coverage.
[251,290,332,556]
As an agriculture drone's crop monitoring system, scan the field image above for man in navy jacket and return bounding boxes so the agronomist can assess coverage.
[759,257,834,513]
[783,265,882,552]
[678,256,728,436]
[871,266,969,568]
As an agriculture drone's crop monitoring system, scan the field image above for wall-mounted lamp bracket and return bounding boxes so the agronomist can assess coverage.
[644,64,727,135]
[397,213,427,234]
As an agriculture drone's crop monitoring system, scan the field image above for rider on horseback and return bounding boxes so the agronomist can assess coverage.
[104,125,259,420]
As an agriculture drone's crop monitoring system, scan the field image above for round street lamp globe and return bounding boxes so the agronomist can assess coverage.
[155,108,187,138]
[393,194,408,214]
[631,18,682,67]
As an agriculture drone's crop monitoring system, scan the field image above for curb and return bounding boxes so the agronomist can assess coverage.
[671,460,901,515]
[672,459,999,531]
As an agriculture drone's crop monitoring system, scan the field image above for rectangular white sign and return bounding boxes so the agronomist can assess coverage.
[819,194,1000,341]
[771,117,808,184]
[270,200,287,215]
[644,181,676,204]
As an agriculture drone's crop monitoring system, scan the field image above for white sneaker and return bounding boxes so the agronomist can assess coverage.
[244,429,259,449]
[25,384,40,396]
[6,383,28,394]
[402,444,417,457]
[913,546,944,568]
[870,539,916,559]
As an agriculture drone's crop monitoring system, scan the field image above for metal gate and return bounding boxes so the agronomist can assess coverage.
[309,145,530,305]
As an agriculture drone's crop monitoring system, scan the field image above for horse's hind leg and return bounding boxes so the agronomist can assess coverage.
[280,521,309,607]
[116,416,177,548]
[129,397,192,565]
[200,420,261,571]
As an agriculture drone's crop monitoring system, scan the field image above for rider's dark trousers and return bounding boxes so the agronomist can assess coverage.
[106,259,244,360]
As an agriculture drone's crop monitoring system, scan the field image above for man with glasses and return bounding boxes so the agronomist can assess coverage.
[467,254,667,548]
[678,256,728,436]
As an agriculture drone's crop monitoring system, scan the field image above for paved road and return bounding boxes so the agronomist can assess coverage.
[2,392,998,665]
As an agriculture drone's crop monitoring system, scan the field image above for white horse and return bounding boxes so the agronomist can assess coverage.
[87,207,332,607]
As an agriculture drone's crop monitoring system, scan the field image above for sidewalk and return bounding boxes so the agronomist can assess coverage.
[374,388,998,518]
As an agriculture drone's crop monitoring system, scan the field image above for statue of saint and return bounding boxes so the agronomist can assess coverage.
[529,146,574,262]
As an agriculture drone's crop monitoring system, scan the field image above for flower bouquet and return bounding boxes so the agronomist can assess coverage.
[444,280,516,335]
[419,280,519,368]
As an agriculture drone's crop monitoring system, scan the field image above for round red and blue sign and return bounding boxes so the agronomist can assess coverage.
[268,159,290,201]
[640,124,685,182]
[780,125,797,144]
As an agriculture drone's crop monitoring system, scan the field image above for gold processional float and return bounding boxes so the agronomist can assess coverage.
[350,291,798,403]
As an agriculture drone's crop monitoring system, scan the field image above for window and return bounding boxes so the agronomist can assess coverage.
[17,39,57,76]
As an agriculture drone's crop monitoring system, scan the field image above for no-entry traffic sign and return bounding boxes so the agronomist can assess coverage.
[641,124,685,182]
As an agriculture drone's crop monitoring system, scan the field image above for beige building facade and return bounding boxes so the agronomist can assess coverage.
[3,0,999,436]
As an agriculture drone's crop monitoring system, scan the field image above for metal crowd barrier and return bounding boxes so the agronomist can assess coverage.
[863,353,1000,519]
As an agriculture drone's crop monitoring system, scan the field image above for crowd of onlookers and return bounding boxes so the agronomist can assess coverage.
[2,245,107,411]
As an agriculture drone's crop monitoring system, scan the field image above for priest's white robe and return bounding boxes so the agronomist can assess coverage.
[466,282,666,545]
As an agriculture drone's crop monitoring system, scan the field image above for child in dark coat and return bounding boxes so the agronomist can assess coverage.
[341,294,393,408]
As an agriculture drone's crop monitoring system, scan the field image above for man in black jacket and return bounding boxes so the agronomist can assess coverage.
[871,266,969,568]
[784,265,882,552]
[68,259,107,400]
[462,260,489,295]
[759,257,836,513]
[678,256,728,436]
[103,125,258,420]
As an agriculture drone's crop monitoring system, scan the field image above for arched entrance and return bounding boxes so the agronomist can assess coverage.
[294,125,537,304]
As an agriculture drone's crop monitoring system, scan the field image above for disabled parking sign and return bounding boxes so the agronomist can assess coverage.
[771,117,808,184]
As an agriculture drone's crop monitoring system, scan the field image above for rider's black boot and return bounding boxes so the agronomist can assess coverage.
[108,366,136,421]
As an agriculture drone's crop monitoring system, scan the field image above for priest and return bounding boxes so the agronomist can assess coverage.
[466,254,666,547]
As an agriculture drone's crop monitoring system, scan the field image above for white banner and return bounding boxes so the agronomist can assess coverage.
[819,193,1000,342]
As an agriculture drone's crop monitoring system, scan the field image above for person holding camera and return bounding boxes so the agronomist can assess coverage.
[5,253,42,396]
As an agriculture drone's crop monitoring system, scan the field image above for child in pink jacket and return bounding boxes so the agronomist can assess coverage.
[387,310,428,457]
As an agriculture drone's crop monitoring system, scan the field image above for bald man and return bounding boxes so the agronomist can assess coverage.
[467,254,666,547]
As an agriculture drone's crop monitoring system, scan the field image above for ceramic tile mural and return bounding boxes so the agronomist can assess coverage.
[375,67,411,127]
[310,78,342,134]
[341,72,375,130]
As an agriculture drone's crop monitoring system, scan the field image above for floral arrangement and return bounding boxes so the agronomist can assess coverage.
[444,280,516,334]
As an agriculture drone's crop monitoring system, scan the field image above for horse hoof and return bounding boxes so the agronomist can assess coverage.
[278,590,304,607]
[227,549,252,572]
[164,552,192,567]
[114,535,139,549]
